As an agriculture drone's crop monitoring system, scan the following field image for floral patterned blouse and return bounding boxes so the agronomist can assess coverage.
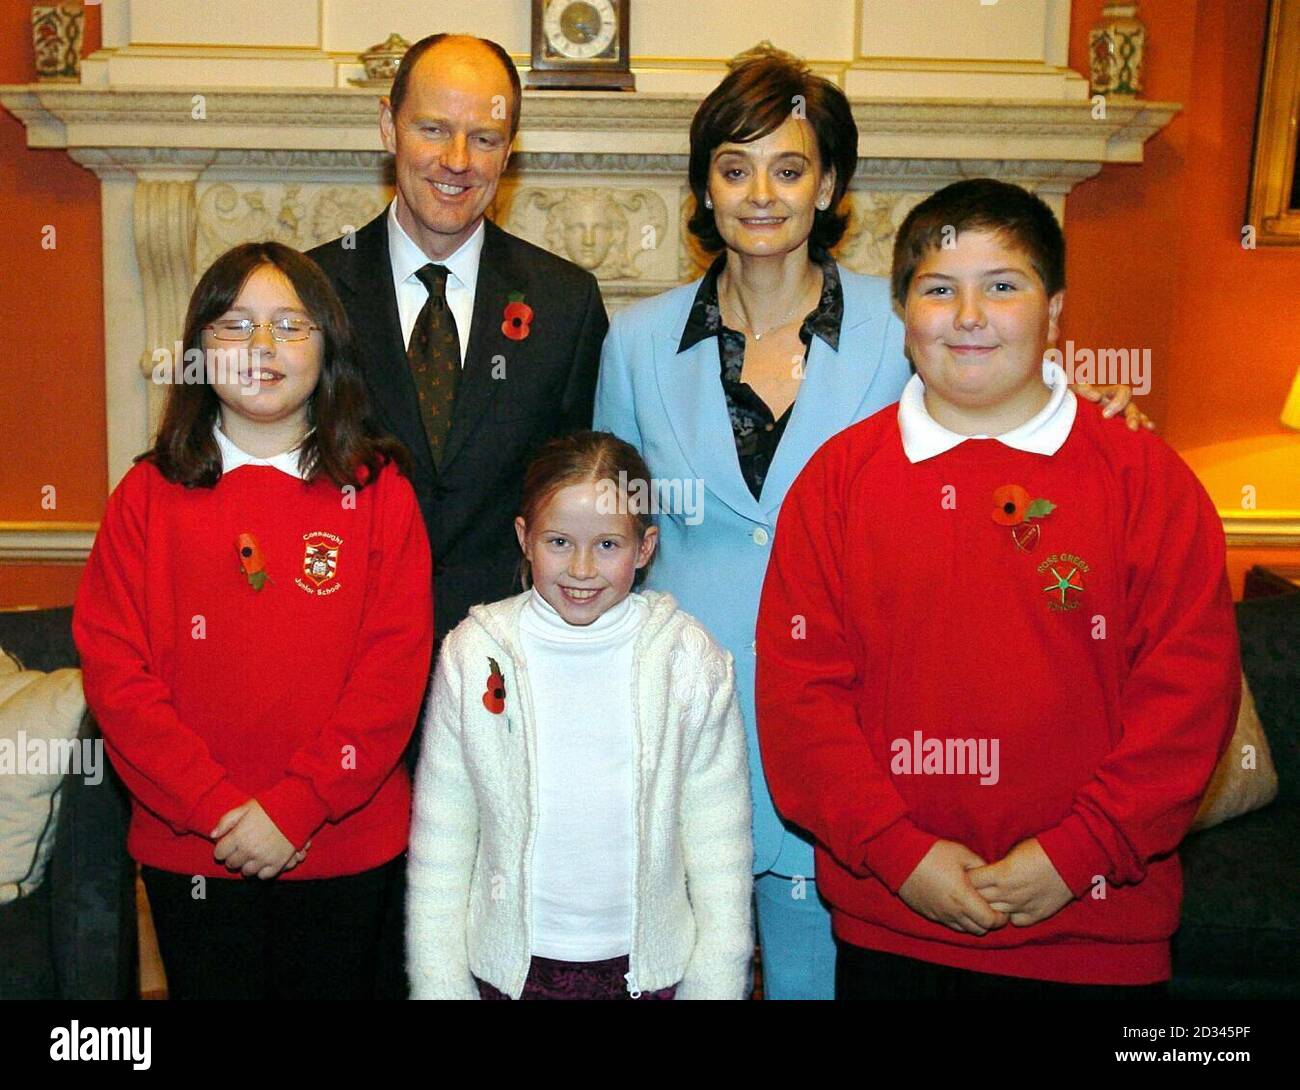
[677,255,845,501]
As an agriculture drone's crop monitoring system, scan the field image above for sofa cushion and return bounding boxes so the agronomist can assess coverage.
[0,611,136,999]
[0,607,78,674]
[1190,671,1279,832]
[1173,803,1300,998]
[0,878,56,999]
[0,657,87,902]
[1235,594,1299,802]
[46,717,137,1000]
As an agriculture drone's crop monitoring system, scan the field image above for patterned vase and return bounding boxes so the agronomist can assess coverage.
[348,33,411,88]
[31,3,84,82]
[1089,3,1146,97]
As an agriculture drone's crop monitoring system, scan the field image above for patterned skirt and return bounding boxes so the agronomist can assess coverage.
[476,955,677,1000]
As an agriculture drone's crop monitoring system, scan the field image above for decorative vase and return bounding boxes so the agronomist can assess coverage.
[348,33,412,88]
[31,3,84,82]
[1089,3,1146,97]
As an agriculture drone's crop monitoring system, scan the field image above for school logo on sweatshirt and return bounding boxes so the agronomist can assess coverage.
[1037,552,1089,612]
[296,531,342,596]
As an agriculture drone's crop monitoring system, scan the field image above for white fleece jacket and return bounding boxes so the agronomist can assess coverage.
[406,589,754,1000]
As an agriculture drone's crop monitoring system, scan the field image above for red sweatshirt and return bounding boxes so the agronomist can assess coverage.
[73,457,433,880]
[755,403,1240,984]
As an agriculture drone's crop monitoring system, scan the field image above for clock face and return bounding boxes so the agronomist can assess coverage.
[543,0,619,61]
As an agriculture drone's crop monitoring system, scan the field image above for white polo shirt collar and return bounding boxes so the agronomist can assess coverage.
[214,420,308,479]
[898,360,1077,464]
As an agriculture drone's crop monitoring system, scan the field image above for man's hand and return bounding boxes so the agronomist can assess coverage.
[967,838,1074,927]
[212,801,299,880]
[898,839,1010,936]
[1072,382,1154,431]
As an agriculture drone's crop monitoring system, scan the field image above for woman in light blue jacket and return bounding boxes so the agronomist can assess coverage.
[594,50,1140,999]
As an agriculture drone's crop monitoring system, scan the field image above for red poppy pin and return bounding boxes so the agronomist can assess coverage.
[482,656,509,726]
[501,292,533,341]
[991,484,1056,553]
[237,532,270,590]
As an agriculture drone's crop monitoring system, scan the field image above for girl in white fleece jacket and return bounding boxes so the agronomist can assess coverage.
[407,431,753,1000]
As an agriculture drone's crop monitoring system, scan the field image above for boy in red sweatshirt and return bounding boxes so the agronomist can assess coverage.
[755,178,1241,999]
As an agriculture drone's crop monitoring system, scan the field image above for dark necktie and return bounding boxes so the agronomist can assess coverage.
[407,263,461,468]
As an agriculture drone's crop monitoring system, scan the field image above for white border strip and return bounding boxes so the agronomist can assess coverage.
[0,525,99,563]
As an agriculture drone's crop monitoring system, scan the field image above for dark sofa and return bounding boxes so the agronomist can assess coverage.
[0,606,137,1000]
[1172,590,1300,998]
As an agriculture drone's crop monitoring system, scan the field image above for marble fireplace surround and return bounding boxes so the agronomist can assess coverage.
[2,84,1205,558]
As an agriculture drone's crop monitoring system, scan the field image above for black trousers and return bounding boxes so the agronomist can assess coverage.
[836,940,1168,1001]
[141,856,403,1000]
[373,854,409,999]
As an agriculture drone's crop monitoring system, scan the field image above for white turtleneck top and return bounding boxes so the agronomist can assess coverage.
[518,586,648,961]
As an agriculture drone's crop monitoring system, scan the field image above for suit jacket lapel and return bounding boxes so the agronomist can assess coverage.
[759,288,880,518]
[334,212,437,484]
[653,300,764,525]
[441,219,518,473]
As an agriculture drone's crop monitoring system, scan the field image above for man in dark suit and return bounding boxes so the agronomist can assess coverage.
[309,33,607,645]
[307,33,606,999]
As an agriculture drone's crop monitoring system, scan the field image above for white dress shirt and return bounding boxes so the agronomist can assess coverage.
[387,201,484,366]
[898,360,1078,464]
[213,420,308,479]
[519,587,648,962]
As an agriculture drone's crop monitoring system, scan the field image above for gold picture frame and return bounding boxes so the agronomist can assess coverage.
[1248,0,1300,245]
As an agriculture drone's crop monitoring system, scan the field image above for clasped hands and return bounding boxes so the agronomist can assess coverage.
[897,838,1074,936]
[211,800,311,881]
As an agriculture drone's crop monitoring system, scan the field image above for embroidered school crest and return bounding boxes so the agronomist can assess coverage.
[1036,552,1090,612]
[295,531,343,596]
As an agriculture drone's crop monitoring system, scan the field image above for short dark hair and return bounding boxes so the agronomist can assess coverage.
[688,51,858,263]
[142,241,409,490]
[517,430,658,589]
[891,178,1066,307]
[388,33,522,140]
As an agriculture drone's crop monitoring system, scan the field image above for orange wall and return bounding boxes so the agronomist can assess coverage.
[1066,0,1300,596]
[1,2,1295,606]
[0,0,103,608]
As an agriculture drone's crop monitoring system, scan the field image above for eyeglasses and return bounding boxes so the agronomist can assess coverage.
[205,318,321,342]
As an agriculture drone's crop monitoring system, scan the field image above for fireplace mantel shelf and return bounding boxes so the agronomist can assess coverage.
[0,85,1179,163]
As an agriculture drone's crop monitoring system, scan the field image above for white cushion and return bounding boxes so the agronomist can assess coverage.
[0,651,87,903]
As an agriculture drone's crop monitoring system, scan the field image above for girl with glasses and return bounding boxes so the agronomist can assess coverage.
[73,242,433,999]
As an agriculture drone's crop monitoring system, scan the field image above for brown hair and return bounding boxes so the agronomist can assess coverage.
[517,431,657,589]
[891,178,1066,308]
[141,241,409,490]
[388,33,522,140]
[688,49,858,263]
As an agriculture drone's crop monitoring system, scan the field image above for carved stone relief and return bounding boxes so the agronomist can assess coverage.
[495,185,670,282]
[194,183,387,273]
[834,190,928,279]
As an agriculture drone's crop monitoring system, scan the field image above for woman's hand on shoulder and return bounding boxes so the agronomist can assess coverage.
[1071,382,1155,431]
